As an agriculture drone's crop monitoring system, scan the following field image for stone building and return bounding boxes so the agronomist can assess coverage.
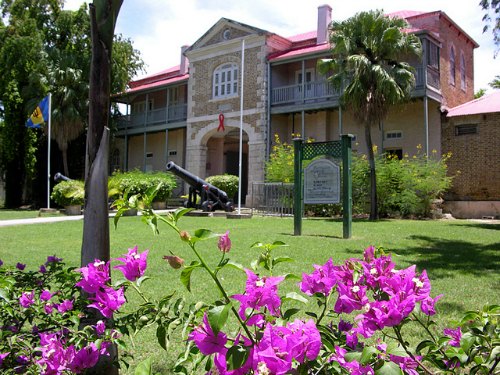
[442,91,500,218]
[112,4,478,205]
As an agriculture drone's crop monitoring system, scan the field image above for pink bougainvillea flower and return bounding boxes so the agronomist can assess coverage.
[443,327,462,347]
[218,230,231,253]
[390,355,421,375]
[188,313,227,355]
[39,265,47,274]
[299,258,337,296]
[213,335,254,375]
[114,246,149,282]
[0,352,9,367]
[40,290,52,302]
[76,260,110,293]
[253,324,293,375]
[19,291,35,308]
[334,282,369,314]
[420,294,443,316]
[68,343,100,373]
[88,286,125,318]
[363,245,376,262]
[57,299,74,314]
[329,346,374,374]
[286,319,321,363]
[232,269,284,319]
[37,333,72,374]
[45,255,63,264]
[94,320,106,336]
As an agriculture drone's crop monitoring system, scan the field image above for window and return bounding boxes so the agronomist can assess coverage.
[133,99,153,113]
[455,124,477,136]
[384,149,403,160]
[427,41,439,69]
[296,69,315,98]
[449,46,456,85]
[213,63,239,99]
[460,53,466,91]
[385,130,403,140]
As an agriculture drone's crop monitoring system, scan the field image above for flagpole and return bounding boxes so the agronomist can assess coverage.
[47,93,52,209]
[238,39,245,215]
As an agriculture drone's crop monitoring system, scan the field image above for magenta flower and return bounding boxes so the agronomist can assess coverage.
[94,320,106,336]
[329,346,374,374]
[253,324,293,375]
[39,265,47,274]
[390,355,421,375]
[40,290,52,302]
[114,246,149,282]
[363,245,376,262]
[88,286,125,318]
[19,291,35,308]
[443,327,462,347]
[232,269,284,320]
[57,299,74,314]
[76,260,110,293]
[213,335,254,375]
[46,255,63,264]
[420,294,443,315]
[16,263,26,271]
[68,343,100,373]
[38,333,72,374]
[0,259,3,267]
[299,258,337,296]
[334,282,369,314]
[44,303,54,314]
[218,230,231,253]
[188,313,227,355]
[286,319,321,363]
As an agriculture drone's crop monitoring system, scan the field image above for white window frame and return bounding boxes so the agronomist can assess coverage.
[213,63,239,99]
[133,99,153,113]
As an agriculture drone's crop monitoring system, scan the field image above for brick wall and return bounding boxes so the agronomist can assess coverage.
[442,113,500,200]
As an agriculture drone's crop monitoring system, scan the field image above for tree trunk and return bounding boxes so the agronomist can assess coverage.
[364,123,378,220]
[62,146,69,177]
[81,1,122,373]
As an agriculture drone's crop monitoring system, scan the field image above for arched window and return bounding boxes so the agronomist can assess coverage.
[213,63,239,99]
[460,52,466,90]
[449,46,456,85]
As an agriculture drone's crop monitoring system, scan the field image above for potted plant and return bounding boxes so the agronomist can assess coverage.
[51,180,85,215]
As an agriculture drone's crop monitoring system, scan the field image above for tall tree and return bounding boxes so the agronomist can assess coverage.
[320,10,421,220]
[480,0,500,56]
[490,74,500,88]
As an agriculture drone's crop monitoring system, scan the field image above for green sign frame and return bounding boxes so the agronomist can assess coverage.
[293,134,353,238]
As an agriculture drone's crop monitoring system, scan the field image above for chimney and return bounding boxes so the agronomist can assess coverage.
[317,4,332,45]
[180,45,189,75]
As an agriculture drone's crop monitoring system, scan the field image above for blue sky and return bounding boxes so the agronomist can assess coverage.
[66,0,498,93]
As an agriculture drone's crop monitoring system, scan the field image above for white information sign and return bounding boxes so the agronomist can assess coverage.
[304,158,340,204]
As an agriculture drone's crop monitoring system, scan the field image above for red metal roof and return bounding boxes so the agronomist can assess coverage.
[447,91,500,117]
[268,43,331,62]
[387,10,427,19]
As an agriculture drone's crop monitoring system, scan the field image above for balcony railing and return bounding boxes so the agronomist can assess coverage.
[271,65,440,107]
[117,103,187,130]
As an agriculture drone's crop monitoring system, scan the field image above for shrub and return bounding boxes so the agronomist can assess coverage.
[50,180,85,207]
[108,170,176,202]
[265,134,295,183]
[205,174,239,199]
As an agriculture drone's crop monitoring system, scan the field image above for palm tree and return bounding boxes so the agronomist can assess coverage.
[320,10,422,220]
[50,66,87,177]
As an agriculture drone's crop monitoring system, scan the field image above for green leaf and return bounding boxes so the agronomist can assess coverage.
[156,326,167,351]
[226,344,250,371]
[360,346,379,364]
[180,262,201,292]
[460,332,476,353]
[375,361,403,375]
[250,241,265,249]
[283,273,301,281]
[272,256,294,267]
[282,292,308,304]
[344,351,362,363]
[386,343,407,357]
[136,275,150,287]
[173,207,194,223]
[192,229,218,243]
[416,339,436,354]
[0,288,10,301]
[207,304,231,335]
[134,357,153,375]
[225,260,246,273]
[268,241,289,250]
[283,308,300,320]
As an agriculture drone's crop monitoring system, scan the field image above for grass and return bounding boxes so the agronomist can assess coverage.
[0,214,499,373]
[0,209,63,220]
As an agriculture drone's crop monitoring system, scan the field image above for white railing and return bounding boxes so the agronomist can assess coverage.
[117,103,187,130]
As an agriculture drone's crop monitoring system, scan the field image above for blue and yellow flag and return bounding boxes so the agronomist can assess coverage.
[26,95,49,128]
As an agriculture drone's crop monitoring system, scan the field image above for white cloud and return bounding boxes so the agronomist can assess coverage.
[64,0,498,90]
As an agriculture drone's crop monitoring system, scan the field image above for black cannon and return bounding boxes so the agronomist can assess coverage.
[166,161,234,212]
[54,172,71,182]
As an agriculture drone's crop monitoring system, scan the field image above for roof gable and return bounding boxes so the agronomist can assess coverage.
[186,18,269,53]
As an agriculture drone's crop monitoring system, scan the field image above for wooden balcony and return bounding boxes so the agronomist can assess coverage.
[270,65,441,113]
[116,103,187,135]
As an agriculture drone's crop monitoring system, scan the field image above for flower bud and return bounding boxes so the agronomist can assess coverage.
[179,231,191,242]
[163,255,185,269]
[218,230,231,253]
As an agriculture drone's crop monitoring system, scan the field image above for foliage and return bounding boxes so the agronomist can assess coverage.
[0,0,144,206]
[266,134,295,183]
[480,0,500,55]
[111,201,500,374]
[474,88,487,98]
[490,74,500,89]
[320,9,422,220]
[205,174,239,199]
[50,179,85,207]
[109,170,177,202]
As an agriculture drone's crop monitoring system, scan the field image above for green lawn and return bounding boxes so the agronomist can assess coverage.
[1,215,499,373]
[0,209,63,220]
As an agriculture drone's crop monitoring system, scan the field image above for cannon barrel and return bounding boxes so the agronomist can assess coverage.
[166,161,233,212]
[54,172,72,182]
